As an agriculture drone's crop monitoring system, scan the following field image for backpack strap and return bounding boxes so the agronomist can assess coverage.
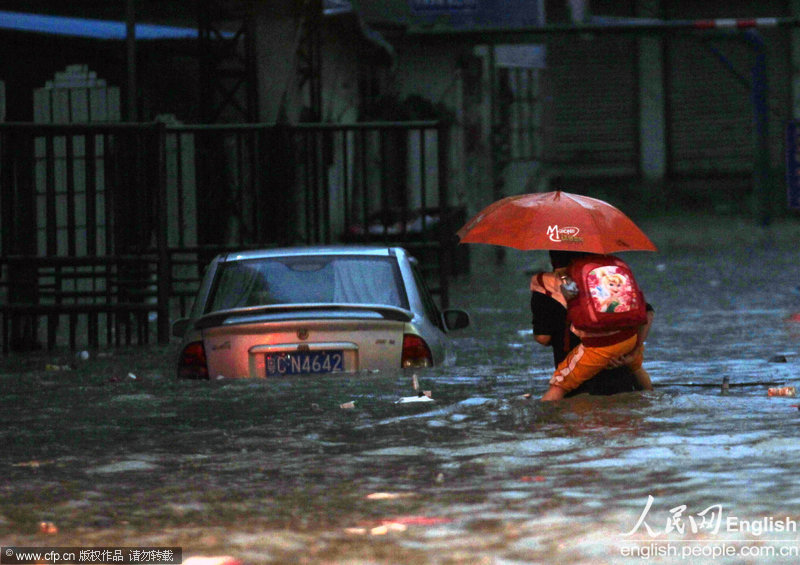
[530,272,566,307]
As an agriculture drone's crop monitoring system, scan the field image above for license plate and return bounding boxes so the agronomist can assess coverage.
[265,350,344,376]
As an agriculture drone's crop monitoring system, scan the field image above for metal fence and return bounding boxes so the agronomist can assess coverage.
[0,120,463,352]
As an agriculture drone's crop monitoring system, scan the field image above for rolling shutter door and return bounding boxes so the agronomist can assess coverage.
[543,35,638,176]
[667,34,755,175]
[664,0,789,178]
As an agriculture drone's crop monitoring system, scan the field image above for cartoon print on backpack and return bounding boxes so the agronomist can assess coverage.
[588,267,633,313]
[565,255,646,332]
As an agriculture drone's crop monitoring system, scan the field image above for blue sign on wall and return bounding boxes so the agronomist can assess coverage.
[410,0,477,12]
[786,121,800,209]
[409,0,544,27]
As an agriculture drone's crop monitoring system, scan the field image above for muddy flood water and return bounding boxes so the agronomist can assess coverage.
[3,214,800,564]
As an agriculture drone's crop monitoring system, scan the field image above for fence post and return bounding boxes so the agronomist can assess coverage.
[6,130,39,350]
[437,121,450,310]
[155,122,171,344]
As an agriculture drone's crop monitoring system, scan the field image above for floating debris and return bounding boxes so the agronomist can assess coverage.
[768,387,796,397]
[520,476,547,482]
[397,373,433,403]
[677,381,783,388]
[13,460,52,468]
[366,492,414,500]
[344,514,451,537]
[369,523,407,535]
[396,395,434,404]
[38,521,58,535]
[380,515,453,526]
[339,401,356,410]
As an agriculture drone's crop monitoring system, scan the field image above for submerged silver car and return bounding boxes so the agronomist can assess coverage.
[173,246,470,379]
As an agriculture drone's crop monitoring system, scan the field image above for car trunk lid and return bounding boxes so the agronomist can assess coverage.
[196,305,413,378]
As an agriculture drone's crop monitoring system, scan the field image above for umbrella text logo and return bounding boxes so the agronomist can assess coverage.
[547,225,582,244]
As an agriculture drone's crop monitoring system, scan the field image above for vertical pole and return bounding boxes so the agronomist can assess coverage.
[307,0,323,122]
[197,0,212,123]
[155,123,170,344]
[437,121,450,310]
[44,135,57,256]
[65,134,76,256]
[637,0,667,191]
[126,0,137,122]
[342,129,351,233]
[9,131,39,350]
[489,45,506,264]
[86,133,97,256]
[747,31,771,226]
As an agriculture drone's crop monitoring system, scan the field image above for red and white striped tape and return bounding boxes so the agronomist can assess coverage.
[692,18,780,29]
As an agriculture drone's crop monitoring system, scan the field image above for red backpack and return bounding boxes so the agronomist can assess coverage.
[563,255,647,332]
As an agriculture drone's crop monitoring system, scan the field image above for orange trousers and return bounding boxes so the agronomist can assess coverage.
[549,334,642,392]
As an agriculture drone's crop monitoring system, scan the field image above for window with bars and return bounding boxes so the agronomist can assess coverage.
[506,67,542,162]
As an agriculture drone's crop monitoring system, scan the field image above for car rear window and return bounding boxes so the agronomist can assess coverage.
[205,255,409,312]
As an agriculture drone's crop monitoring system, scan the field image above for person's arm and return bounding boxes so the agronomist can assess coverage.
[638,306,655,344]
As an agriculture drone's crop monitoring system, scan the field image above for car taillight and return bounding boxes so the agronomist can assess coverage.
[401,334,433,368]
[178,341,209,379]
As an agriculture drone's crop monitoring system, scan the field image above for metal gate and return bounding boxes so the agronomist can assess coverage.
[0,120,460,352]
[0,122,170,351]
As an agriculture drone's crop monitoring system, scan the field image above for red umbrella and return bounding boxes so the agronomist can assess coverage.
[456,191,657,253]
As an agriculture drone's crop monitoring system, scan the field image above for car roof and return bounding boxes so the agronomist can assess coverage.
[219,245,405,262]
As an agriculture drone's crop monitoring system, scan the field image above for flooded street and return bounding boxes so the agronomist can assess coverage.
[3,215,800,564]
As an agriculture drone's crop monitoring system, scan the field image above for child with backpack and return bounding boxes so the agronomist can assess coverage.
[540,252,653,401]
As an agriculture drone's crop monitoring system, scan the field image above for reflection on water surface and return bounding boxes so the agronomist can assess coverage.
[2,217,800,563]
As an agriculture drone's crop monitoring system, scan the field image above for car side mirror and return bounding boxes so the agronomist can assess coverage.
[172,318,191,338]
[442,309,470,331]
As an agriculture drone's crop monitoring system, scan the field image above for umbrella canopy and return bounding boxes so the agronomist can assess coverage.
[456,191,657,254]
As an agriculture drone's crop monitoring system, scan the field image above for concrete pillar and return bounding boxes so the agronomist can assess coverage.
[637,0,666,183]
[254,3,301,123]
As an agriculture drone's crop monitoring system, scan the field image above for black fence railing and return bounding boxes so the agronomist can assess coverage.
[0,120,465,352]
